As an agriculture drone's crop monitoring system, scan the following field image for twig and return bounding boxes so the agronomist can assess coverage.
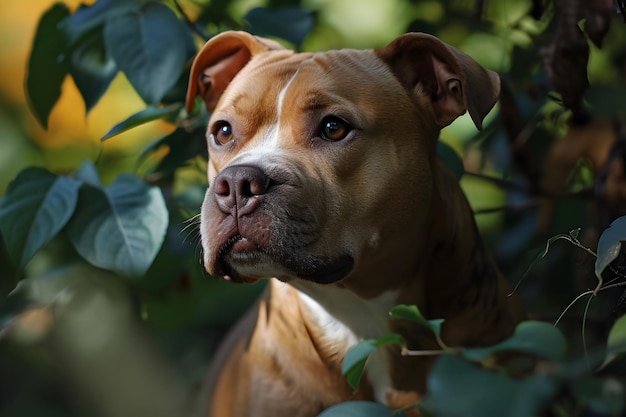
[464,171,530,194]
[172,0,209,41]
[465,171,596,200]
[401,347,446,357]
[555,280,626,327]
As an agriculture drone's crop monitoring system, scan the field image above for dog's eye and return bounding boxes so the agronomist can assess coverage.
[320,117,352,142]
[213,121,234,145]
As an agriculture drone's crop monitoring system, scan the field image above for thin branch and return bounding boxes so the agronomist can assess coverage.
[464,171,596,201]
[401,346,461,357]
[172,0,209,41]
[464,171,530,194]
[401,347,447,357]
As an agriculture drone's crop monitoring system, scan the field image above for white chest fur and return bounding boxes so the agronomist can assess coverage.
[289,280,399,403]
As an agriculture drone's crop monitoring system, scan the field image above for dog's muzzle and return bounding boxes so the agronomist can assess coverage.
[204,164,354,284]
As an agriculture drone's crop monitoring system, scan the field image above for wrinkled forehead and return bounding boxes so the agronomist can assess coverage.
[212,49,402,122]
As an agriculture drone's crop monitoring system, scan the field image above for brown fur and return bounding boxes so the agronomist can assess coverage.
[187,31,526,417]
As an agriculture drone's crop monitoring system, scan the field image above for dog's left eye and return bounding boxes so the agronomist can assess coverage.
[319,117,352,142]
[212,121,234,145]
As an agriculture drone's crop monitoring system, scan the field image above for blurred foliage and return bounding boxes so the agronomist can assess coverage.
[1,0,626,416]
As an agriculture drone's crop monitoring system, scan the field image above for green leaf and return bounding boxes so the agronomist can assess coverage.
[317,401,407,417]
[374,333,406,347]
[66,173,168,277]
[601,315,626,369]
[75,161,103,187]
[596,216,626,280]
[422,355,556,417]
[59,0,148,45]
[101,104,182,141]
[68,29,118,112]
[437,141,464,180]
[342,334,404,390]
[343,339,377,389]
[25,3,70,129]
[103,3,193,104]
[0,168,82,271]
[463,321,566,362]
[389,304,444,337]
[244,7,314,49]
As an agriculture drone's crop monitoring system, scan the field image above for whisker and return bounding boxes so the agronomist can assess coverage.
[179,215,202,245]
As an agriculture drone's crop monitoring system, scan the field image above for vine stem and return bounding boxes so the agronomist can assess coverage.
[555,280,626,328]
[401,346,462,357]
[401,348,446,357]
[581,293,595,370]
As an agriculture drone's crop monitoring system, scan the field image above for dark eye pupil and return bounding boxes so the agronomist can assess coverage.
[321,117,350,141]
[213,122,233,145]
[325,121,340,133]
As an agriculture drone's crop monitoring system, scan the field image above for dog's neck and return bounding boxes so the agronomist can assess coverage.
[288,157,512,336]
[285,159,523,397]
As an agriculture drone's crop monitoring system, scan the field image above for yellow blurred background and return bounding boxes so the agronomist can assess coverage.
[0,0,173,192]
[1,0,172,145]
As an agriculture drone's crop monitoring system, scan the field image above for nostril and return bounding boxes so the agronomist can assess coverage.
[246,174,270,196]
[214,176,232,197]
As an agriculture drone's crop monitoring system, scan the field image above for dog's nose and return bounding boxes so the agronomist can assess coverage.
[213,165,271,216]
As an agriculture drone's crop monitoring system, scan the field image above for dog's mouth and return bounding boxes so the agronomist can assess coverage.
[216,235,353,285]
[216,234,259,283]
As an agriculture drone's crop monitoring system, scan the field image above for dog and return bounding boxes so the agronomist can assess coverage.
[186,30,526,417]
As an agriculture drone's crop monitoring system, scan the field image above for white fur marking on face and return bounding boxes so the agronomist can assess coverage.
[224,71,300,168]
[293,282,399,404]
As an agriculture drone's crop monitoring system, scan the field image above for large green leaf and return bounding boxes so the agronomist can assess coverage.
[422,354,556,417]
[66,172,168,277]
[101,104,182,141]
[25,3,70,129]
[68,29,118,113]
[600,315,626,369]
[317,401,407,417]
[463,321,566,362]
[59,0,149,45]
[595,216,626,281]
[103,3,193,104]
[0,168,82,271]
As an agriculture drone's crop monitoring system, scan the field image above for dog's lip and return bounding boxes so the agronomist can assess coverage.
[298,254,354,285]
[215,235,353,285]
[216,234,255,279]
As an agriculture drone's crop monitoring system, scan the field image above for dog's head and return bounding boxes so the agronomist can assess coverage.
[187,31,499,292]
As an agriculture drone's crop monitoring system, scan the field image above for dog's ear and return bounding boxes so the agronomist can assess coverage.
[376,33,500,130]
[186,31,285,113]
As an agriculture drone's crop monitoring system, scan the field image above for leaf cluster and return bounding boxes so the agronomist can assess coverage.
[338,305,626,417]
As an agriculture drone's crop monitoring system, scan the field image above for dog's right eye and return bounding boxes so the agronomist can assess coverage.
[319,116,352,142]
[212,121,234,145]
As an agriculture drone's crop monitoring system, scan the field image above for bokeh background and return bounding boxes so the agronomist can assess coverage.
[1,1,626,416]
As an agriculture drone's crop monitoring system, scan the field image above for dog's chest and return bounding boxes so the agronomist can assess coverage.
[291,281,399,403]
